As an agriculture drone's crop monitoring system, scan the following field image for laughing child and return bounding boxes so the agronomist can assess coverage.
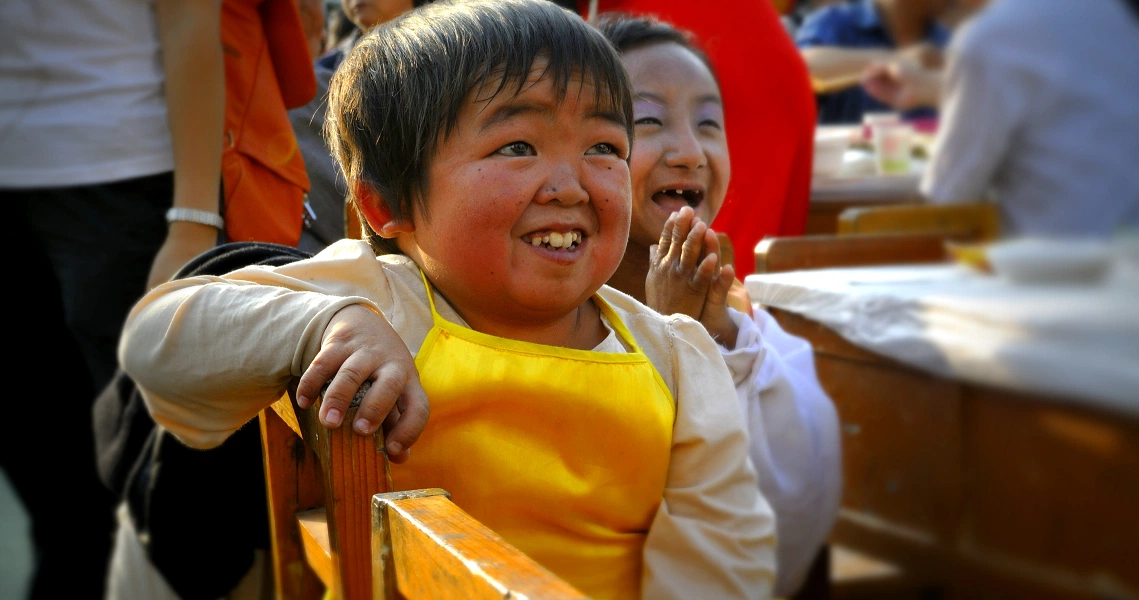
[119,0,775,598]
[594,13,842,596]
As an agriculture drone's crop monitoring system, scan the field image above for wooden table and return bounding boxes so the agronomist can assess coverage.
[746,264,1139,599]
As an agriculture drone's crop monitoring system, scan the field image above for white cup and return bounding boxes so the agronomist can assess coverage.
[862,111,901,141]
[872,122,913,176]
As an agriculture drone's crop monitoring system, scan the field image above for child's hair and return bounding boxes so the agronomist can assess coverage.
[590,12,719,85]
[326,0,635,255]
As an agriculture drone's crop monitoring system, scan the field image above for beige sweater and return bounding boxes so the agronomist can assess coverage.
[119,239,776,599]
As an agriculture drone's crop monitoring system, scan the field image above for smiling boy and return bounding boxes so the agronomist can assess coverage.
[119,1,775,598]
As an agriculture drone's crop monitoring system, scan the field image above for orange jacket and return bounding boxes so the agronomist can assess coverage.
[220,0,316,245]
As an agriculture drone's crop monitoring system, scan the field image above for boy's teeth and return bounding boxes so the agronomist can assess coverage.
[527,231,580,249]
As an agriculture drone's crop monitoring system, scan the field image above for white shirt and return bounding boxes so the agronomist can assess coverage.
[0,0,173,187]
[921,0,1139,236]
[723,307,842,596]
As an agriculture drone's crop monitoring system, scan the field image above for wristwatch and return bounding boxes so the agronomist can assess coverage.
[166,207,225,230]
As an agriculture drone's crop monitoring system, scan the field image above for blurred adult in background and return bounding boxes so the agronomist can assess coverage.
[559,0,816,277]
[1,0,223,595]
[795,0,952,124]
[96,0,316,598]
[780,0,846,38]
[292,0,426,252]
[863,0,1139,237]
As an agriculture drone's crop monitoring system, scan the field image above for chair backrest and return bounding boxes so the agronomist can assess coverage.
[259,384,586,600]
[716,231,735,270]
[836,202,1001,242]
[754,232,953,274]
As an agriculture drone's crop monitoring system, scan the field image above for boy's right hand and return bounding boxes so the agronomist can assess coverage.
[296,303,429,464]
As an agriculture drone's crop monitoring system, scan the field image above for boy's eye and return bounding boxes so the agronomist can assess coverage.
[700,118,724,130]
[587,142,622,157]
[634,116,663,126]
[497,141,535,157]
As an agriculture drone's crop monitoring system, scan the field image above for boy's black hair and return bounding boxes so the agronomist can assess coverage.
[591,12,720,86]
[326,0,634,255]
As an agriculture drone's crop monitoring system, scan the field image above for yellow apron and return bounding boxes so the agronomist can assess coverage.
[390,272,675,600]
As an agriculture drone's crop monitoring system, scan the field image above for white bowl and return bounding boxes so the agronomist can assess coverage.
[985,238,1114,284]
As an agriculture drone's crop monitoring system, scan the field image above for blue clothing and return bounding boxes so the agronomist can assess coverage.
[796,0,948,124]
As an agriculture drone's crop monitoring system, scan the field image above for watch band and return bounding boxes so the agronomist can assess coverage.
[166,207,225,230]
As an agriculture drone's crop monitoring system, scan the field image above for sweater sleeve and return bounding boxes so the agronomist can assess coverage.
[641,315,777,600]
[721,307,842,596]
[118,241,391,449]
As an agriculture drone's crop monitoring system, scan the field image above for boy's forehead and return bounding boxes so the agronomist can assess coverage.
[468,63,609,113]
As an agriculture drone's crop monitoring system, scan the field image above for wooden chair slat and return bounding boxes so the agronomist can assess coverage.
[837,202,1000,241]
[755,232,953,274]
[373,491,589,600]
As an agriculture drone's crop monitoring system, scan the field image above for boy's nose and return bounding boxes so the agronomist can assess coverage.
[535,163,589,206]
[664,127,707,170]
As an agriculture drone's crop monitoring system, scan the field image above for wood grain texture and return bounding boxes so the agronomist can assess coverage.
[261,387,393,600]
[837,202,1000,241]
[373,492,588,600]
[754,232,951,274]
[260,399,326,600]
[769,308,1139,599]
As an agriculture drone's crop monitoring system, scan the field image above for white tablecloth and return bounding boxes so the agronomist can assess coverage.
[745,263,1139,417]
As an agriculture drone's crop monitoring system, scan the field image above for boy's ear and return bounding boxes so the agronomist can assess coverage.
[353,181,414,238]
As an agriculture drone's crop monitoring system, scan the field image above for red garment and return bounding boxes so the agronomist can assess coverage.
[220,0,316,246]
[585,0,816,276]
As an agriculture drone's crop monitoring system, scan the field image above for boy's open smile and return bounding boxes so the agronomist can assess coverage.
[651,185,707,213]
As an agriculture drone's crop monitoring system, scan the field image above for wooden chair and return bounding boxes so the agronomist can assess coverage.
[754,232,955,274]
[836,202,1001,242]
[259,384,586,600]
[716,231,735,269]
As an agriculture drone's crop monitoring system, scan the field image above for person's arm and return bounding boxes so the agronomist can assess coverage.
[148,0,226,291]
[861,59,944,110]
[921,36,1019,204]
[640,317,776,599]
[800,46,897,86]
[120,243,428,458]
[720,307,843,596]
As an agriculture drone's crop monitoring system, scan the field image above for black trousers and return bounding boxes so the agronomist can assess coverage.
[3,172,172,599]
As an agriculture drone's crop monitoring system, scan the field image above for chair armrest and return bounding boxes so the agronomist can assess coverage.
[372,489,587,599]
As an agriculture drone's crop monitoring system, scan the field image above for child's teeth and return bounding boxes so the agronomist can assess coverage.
[527,231,580,249]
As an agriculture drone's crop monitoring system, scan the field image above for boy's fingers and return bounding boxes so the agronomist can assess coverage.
[707,263,735,305]
[657,213,677,255]
[350,359,416,434]
[680,220,708,270]
[383,377,430,461]
[669,208,694,259]
[693,253,719,289]
[318,362,375,428]
[296,351,342,409]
